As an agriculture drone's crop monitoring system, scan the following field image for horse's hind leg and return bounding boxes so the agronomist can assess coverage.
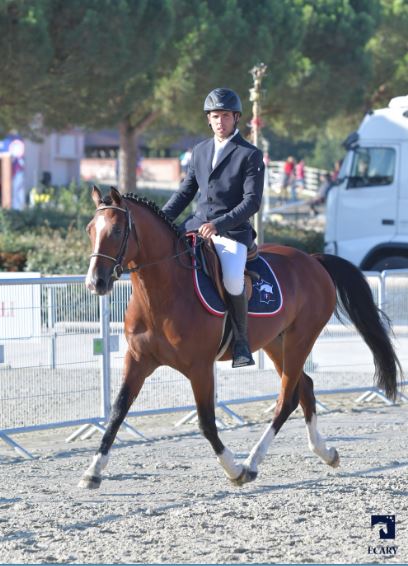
[188,365,246,482]
[240,325,319,484]
[299,372,339,467]
[78,352,156,489]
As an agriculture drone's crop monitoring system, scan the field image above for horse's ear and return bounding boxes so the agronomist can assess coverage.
[110,186,122,206]
[91,185,102,207]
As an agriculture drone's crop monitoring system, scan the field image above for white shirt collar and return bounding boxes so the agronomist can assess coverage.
[212,129,239,169]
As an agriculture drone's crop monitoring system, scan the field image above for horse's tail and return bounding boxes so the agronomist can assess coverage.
[314,253,401,401]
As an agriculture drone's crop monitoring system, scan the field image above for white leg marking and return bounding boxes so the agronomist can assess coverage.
[85,452,109,478]
[306,414,336,464]
[244,424,275,472]
[86,215,107,288]
[217,447,243,480]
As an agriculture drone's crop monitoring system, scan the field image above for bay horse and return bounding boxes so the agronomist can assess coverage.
[79,186,401,489]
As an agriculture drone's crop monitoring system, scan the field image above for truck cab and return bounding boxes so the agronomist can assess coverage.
[324,95,408,270]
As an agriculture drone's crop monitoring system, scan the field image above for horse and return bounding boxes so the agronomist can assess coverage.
[79,185,401,489]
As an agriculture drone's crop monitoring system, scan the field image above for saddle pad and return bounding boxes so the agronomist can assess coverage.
[193,252,283,318]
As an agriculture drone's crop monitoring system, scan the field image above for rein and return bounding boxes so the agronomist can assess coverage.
[90,204,202,279]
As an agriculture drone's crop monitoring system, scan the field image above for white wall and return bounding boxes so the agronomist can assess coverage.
[24,130,84,192]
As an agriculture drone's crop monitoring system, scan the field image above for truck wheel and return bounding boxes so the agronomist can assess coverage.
[371,256,408,271]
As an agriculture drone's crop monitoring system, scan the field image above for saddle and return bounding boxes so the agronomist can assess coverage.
[186,232,283,358]
[192,234,259,303]
[186,231,282,320]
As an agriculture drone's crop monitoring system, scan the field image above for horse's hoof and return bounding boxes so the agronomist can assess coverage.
[328,448,340,468]
[229,466,258,486]
[78,475,102,489]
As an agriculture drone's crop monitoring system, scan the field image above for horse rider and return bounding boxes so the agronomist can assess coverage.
[162,87,265,367]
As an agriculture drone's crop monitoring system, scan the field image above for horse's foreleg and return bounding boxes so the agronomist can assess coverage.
[78,351,156,489]
[78,383,132,489]
[189,368,244,482]
[300,372,339,467]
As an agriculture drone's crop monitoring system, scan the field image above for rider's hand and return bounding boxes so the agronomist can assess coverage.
[198,222,217,239]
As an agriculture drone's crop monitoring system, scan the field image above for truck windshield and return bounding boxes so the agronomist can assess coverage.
[347,147,395,188]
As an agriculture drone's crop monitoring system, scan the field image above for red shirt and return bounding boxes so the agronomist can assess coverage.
[284,161,295,175]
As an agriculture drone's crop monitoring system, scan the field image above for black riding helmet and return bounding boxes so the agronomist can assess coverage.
[203,88,242,115]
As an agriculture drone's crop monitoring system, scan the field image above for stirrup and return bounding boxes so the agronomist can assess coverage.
[232,341,255,368]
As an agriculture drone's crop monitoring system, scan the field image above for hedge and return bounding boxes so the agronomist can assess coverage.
[0,185,323,274]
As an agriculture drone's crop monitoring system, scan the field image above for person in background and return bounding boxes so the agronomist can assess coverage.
[179,148,192,180]
[309,172,333,215]
[280,156,295,202]
[162,87,264,368]
[292,159,306,200]
[331,159,342,182]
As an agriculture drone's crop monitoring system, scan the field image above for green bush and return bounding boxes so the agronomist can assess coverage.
[23,227,90,274]
[0,182,324,273]
[264,222,324,254]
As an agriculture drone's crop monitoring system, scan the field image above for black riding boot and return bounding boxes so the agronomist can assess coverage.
[226,291,255,368]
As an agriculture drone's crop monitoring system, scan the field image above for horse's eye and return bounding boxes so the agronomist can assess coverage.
[112,225,122,236]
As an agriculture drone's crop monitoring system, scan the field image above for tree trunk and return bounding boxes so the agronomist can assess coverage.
[118,116,137,193]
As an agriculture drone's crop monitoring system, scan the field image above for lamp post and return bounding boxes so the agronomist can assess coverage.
[249,63,267,370]
[249,62,267,245]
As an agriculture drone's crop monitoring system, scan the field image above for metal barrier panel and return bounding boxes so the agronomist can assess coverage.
[382,270,408,373]
[0,270,407,456]
[0,276,103,434]
[109,278,196,416]
[215,273,406,406]
[216,365,280,405]
[306,274,383,393]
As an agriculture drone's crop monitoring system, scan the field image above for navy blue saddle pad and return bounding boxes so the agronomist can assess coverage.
[192,244,283,318]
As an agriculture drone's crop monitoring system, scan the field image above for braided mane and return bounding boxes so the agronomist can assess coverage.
[101,192,181,237]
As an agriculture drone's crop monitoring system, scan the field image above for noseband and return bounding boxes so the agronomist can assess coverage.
[90,204,133,280]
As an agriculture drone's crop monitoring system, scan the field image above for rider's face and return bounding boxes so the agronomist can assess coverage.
[207,111,237,141]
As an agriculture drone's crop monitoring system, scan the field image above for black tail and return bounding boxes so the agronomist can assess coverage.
[315,253,401,401]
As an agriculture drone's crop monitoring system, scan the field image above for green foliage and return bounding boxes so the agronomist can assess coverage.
[0,208,32,271]
[0,186,193,273]
[1,1,385,169]
[309,131,345,170]
[0,0,51,136]
[0,182,93,273]
[0,179,323,273]
[23,226,90,274]
[265,222,324,254]
[265,0,382,137]
[365,0,408,107]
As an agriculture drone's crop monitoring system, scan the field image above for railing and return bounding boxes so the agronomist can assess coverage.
[267,161,327,196]
[0,271,406,458]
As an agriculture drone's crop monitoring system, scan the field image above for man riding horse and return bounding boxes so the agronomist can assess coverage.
[162,88,265,368]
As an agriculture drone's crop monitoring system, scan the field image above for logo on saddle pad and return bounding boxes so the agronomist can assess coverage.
[254,279,275,304]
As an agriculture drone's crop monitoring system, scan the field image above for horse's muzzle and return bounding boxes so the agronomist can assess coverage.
[86,273,114,295]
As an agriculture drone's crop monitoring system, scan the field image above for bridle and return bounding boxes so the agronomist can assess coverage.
[89,204,201,279]
[89,204,133,280]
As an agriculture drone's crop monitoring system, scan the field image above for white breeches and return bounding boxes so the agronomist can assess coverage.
[211,235,247,295]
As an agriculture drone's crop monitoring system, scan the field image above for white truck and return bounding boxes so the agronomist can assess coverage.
[324,95,408,270]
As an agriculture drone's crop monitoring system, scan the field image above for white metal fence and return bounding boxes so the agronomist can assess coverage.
[0,271,407,458]
[267,161,326,196]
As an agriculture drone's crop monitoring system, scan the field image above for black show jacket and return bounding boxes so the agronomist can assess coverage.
[162,132,265,248]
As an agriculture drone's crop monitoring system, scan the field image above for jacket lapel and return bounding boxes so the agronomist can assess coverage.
[210,132,240,176]
[199,138,214,177]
